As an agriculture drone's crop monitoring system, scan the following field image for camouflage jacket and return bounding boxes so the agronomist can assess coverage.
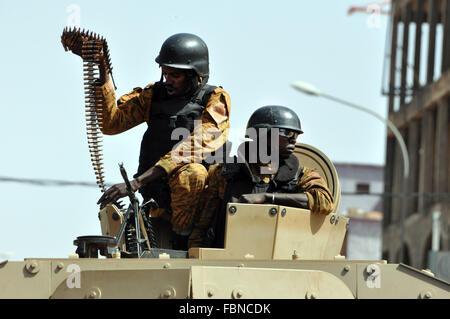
[98,78,231,176]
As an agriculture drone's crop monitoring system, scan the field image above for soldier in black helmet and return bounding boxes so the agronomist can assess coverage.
[189,105,334,248]
[95,33,231,250]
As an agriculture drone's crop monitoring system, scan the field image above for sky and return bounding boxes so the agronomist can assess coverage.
[0,0,391,261]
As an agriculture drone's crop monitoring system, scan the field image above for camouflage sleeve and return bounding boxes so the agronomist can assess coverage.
[189,163,227,247]
[156,87,231,176]
[97,78,153,135]
[295,167,334,215]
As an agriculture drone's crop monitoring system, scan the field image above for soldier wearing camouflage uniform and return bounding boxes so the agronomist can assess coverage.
[189,105,334,248]
[96,33,231,250]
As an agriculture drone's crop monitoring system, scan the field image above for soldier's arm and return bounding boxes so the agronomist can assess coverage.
[155,88,231,176]
[95,58,151,135]
[238,192,309,209]
[239,167,333,213]
[295,167,334,214]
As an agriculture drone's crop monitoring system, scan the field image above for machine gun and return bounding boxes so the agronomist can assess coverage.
[74,164,153,258]
[114,163,151,257]
[74,164,164,258]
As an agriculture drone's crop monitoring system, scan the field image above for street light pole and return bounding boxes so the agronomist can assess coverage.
[291,81,410,262]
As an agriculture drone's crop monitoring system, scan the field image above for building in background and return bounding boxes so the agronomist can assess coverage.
[335,163,384,260]
[345,211,383,260]
[336,163,384,215]
[382,0,449,270]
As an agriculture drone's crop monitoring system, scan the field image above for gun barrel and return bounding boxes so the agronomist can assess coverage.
[119,163,136,201]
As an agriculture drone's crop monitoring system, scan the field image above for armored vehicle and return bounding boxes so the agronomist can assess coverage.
[0,143,448,299]
[2,27,446,300]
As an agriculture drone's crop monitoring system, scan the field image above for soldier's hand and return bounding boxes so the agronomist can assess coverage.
[91,52,107,66]
[92,52,109,84]
[62,35,103,63]
[97,183,128,209]
[238,193,267,204]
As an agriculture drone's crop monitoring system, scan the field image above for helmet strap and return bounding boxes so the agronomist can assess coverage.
[190,75,209,104]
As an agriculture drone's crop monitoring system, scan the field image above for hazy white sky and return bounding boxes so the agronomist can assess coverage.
[0,0,390,260]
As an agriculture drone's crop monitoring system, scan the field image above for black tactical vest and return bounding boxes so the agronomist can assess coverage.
[135,82,217,205]
[209,154,303,248]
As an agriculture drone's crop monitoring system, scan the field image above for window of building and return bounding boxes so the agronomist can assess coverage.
[356,183,370,194]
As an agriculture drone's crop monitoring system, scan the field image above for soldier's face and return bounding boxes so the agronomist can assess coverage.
[262,129,297,160]
[277,133,297,159]
[162,66,190,96]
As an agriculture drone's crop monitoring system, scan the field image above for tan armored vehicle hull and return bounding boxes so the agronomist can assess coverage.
[1,144,448,299]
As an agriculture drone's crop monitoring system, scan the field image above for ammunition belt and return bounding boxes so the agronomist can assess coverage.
[60,27,116,194]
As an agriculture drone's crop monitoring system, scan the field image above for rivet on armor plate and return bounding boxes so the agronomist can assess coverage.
[330,215,335,224]
[163,263,171,269]
[86,287,102,299]
[232,288,244,299]
[269,208,277,216]
[305,291,317,299]
[229,206,237,214]
[25,260,40,274]
[162,290,172,299]
[161,286,176,299]
[281,208,287,217]
[335,216,339,225]
[420,291,433,299]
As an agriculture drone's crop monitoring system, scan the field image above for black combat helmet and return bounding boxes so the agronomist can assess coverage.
[246,105,304,134]
[155,33,209,77]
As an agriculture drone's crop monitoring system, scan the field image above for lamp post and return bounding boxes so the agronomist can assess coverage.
[291,81,410,263]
